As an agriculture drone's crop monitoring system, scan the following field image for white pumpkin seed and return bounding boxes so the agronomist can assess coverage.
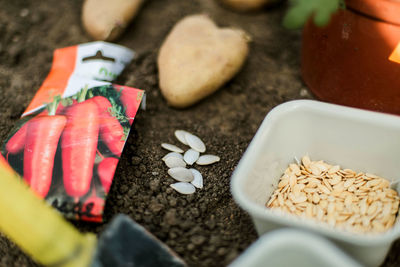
[196,155,220,165]
[165,157,186,168]
[184,149,200,165]
[161,143,184,153]
[168,167,194,182]
[190,168,203,189]
[170,182,196,194]
[174,130,190,145]
[162,152,183,161]
[185,133,206,153]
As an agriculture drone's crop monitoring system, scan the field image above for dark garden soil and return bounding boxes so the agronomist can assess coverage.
[0,0,399,266]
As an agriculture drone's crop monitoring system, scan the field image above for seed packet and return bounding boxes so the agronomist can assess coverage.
[1,42,144,222]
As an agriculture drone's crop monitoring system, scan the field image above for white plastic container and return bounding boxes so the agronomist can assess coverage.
[231,100,400,266]
[229,229,362,267]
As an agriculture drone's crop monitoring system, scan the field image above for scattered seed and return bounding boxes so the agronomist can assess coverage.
[319,184,331,194]
[190,168,203,189]
[302,156,311,167]
[170,182,196,194]
[184,149,200,165]
[344,178,355,188]
[293,183,305,195]
[310,165,321,176]
[290,164,301,176]
[162,152,183,161]
[185,132,206,153]
[278,178,289,188]
[312,193,320,204]
[168,167,194,182]
[165,157,186,168]
[289,174,297,188]
[161,143,184,153]
[174,130,190,145]
[367,179,381,187]
[328,165,340,174]
[196,155,220,165]
[292,194,307,204]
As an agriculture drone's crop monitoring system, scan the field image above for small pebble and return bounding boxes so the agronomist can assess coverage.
[190,207,200,218]
[217,247,227,256]
[149,202,164,213]
[120,185,128,193]
[161,143,184,153]
[191,235,206,245]
[131,156,142,165]
[149,180,160,191]
[300,88,309,97]
[19,8,29,17]
[164,209,178,225]
[169,198,178,207]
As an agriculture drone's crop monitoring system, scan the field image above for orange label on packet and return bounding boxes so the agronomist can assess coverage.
[389,42,400,64]
[23,42,135,116]
[24,46,78,115]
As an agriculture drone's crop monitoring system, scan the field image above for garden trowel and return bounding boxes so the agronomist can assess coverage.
[0,157,186,267]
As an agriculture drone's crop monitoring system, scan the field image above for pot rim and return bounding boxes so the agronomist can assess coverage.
[346,0,400,25]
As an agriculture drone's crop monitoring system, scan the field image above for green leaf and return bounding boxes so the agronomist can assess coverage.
[283,5,314,29]
[284,0,343,29]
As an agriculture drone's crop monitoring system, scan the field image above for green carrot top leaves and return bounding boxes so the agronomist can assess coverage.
[77,85,89,103]
[60,98,73,108]
[283,0,345,29]
[45,95,62,116]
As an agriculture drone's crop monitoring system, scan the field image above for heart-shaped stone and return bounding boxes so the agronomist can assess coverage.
[157,14,249,108]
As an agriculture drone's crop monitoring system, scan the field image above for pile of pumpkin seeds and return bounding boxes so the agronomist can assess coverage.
[161,130,220,194]
[267,156,400,234]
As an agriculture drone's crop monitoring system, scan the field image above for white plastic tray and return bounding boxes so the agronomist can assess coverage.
[231,100,400,266]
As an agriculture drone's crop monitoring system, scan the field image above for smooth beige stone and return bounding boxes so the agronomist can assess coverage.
[157,14,249,108]
[82,0,143,41]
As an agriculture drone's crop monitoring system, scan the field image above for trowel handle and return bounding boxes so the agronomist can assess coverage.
[0,156,96,267]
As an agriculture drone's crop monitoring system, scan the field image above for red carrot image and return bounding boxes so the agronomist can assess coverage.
[90,96,125,157]
[97,157,119,194]
[24,97,67,198]
[116,86,141,125]
[6,121,29,154]
[62,87,99,197]
[5,101,71,155]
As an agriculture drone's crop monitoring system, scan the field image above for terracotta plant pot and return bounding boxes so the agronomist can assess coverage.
[301,0,400,115]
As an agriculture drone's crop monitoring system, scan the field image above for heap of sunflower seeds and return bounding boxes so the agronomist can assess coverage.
[266,156,400,234]
[161,130,220,194]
